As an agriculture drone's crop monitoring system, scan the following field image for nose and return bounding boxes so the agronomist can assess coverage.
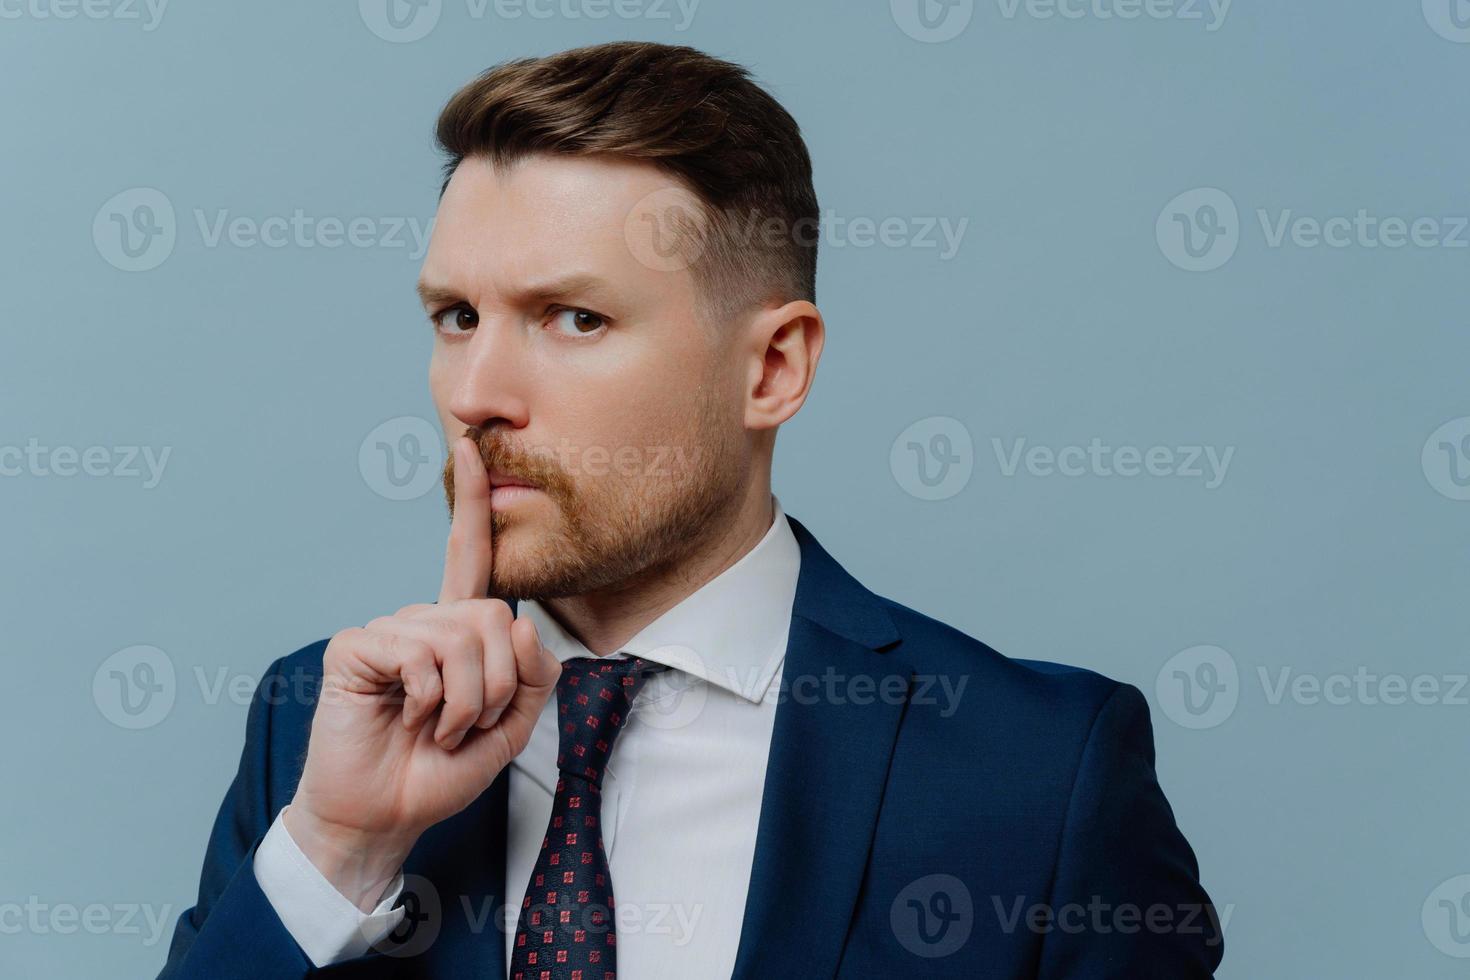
[442,315,534,434]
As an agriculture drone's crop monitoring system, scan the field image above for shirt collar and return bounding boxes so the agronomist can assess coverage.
[517,494,800,704]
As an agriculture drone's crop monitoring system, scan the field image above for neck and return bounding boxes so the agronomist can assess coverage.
[542,481,776,656]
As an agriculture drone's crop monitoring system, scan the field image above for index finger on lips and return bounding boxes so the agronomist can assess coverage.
[439,435,493,605]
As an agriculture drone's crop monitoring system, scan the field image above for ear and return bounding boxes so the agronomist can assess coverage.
[743,300,825,432]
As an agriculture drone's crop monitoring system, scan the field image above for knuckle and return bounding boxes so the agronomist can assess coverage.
[436,621,481,662]
[376,631,418,667]
[422,613,463,639]
[375,630,404,665]
[414,616,462,655]
[485,675,517,707]
[477,599,514,633]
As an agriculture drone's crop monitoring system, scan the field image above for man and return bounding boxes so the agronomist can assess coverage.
[158,41,1224,979]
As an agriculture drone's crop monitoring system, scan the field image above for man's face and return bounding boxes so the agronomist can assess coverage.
[422,153,747,600]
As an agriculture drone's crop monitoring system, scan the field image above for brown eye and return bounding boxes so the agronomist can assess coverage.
[432,305,478,334]
[548,308,606,336]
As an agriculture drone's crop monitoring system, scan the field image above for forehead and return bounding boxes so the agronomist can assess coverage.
[422,153,691,296]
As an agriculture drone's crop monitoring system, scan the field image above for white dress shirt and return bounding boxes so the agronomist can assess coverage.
[253,494,800,976]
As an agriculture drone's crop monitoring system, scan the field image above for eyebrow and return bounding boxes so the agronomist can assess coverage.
[416,273,619,310]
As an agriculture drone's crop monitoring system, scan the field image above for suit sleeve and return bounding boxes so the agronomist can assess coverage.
[1036,682,1226,978]
[155,655,315,979]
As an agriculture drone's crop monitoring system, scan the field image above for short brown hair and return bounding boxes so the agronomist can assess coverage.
[434,41,818,323]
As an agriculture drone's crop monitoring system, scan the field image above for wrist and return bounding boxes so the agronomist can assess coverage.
[282,803,417,913]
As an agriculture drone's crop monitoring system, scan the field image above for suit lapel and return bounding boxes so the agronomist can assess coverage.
[730,517,910,980]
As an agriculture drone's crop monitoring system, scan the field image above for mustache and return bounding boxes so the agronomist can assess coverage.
[442,425,569,507]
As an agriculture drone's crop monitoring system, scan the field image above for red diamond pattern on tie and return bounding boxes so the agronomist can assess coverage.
[510,656,651,980]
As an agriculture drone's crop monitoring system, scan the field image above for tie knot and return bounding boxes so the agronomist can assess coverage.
[554,656,649,787]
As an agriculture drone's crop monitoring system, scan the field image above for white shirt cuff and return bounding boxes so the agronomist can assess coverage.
[252,804,406,967]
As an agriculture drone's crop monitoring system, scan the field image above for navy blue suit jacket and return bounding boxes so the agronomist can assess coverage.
[158,515,1223,978]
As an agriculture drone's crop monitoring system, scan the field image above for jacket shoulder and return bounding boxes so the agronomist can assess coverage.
[874,594,1133,732]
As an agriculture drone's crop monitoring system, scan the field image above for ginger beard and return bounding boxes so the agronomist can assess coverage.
[441,380,745,601]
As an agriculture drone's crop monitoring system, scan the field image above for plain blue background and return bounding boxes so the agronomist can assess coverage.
[3,1,1468,976]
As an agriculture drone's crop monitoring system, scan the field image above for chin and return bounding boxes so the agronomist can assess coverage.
[490,533,564,599]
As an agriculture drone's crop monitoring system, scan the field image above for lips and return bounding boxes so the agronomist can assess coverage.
[487,470,538,490]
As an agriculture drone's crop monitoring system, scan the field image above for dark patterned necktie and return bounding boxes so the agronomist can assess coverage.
[509,656,651,980]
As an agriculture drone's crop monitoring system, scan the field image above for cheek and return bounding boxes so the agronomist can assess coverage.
[555,397,695,490]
